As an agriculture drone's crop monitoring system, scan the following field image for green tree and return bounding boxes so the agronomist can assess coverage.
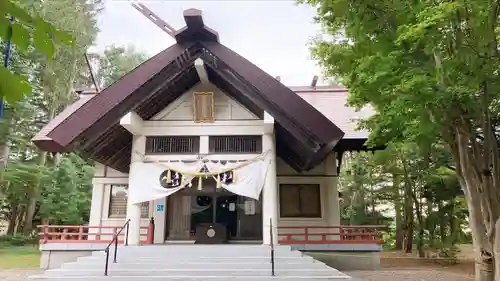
[94,45,148,88]
[20,0,102,233]
[39,154,93,225]
[303,0,500,279]
[1,0,72,102]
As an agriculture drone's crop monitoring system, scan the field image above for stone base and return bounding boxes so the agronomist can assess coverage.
[304,251,381,271]
[39,243,108,269]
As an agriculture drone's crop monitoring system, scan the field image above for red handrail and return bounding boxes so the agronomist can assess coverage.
[277,225,384,245]
[37,224,150,244]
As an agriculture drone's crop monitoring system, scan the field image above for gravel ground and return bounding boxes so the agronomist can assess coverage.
[0,269,474,281]
[347,269,473,281]
[0,269,43,281]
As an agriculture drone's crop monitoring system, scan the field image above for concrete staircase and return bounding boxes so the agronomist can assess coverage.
[29,245,352,280]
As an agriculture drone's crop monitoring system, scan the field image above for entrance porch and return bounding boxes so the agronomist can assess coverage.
[164,181,263,243]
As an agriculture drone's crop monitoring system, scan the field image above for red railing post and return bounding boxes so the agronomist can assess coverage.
[42,225,49,243]
[62,228,68,241]
[304,227,309,242]
[146,217,155,245]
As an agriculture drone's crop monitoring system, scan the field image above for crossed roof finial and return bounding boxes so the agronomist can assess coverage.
[130,3,219,44]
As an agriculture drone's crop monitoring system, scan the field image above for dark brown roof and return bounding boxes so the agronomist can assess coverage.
[33,9,345,173]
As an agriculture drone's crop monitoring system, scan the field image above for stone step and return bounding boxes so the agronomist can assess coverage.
[93,246,299,257]
[95,245,291,249]
[29,276,353,281]
[30,245,350,281]
[61,261,328,270]
[78,255,312,263]
[41,268,348,277]
[91,252,304,258]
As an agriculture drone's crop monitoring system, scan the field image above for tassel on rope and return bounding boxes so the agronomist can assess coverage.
[216,174,221,189]
[198,176,203,190]
[166,170,172,183]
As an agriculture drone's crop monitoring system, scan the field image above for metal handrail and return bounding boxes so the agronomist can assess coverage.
[104,219,131,276]
[269,218,275,276]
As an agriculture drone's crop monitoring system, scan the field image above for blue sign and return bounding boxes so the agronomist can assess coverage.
[156,204,165,212]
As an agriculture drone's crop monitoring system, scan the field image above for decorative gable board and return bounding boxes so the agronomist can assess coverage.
[151,82,259,121]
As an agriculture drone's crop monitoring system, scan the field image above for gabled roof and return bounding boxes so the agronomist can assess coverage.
[32,9,345,173]
[292,86,372,139]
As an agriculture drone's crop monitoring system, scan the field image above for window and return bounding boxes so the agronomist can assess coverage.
[193,92,215,123]
[145,136,200,154]
[109,185,149,218]
[279,184,321,218]
[209,136,262,154]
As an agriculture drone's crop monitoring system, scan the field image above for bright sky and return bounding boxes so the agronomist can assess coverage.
[93,0,325,86]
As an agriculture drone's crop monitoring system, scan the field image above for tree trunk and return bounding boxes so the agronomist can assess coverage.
[412,189,425,258]
[23,151,48,233]
[6,203,18,235]
[427,200,436,249]
[449,130,498,281]
[404,225,414,253]
[16,205,26,233]
[403,182,414,253]
[437,202,446,243]
[417,228,425,258]
[493,218,500,281]
[394,174,403,250]
[449,202,458,245]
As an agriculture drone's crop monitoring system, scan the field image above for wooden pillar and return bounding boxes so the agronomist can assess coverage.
[167,192,192,240]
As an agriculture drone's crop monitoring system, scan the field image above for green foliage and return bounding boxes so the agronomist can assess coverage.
[39,154,93,225]
[302,0,500,149]
[0,0,103,235]
[1,0,73,102]
[94,45,148,88]
[340,142,469,254]
[0,233,37,246]
[303,0,499,267]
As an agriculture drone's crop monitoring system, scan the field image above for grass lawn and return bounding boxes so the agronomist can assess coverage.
[0,244,40,269]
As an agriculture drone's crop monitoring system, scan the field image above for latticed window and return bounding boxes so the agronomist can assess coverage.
[193,92,215,123]
[145,136,200,154]
[108,185,149,218]
[279,184,321,218]
[209,136,262,154]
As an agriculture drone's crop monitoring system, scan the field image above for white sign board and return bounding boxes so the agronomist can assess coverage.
[244,200,256,215]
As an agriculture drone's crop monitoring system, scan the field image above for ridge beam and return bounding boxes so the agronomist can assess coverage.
[195,58,209,84]
[264,111,274,134]
[120,111,144,135]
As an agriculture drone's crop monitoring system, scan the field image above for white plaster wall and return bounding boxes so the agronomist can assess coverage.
[151,82,259,121]
[89,163,153,242]
[276,158,327,176]
[276,152,340,242]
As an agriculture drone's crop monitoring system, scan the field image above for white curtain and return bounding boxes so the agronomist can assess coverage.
[128,152,271,203]
[128,161,204,204]
[205,157,271,200]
